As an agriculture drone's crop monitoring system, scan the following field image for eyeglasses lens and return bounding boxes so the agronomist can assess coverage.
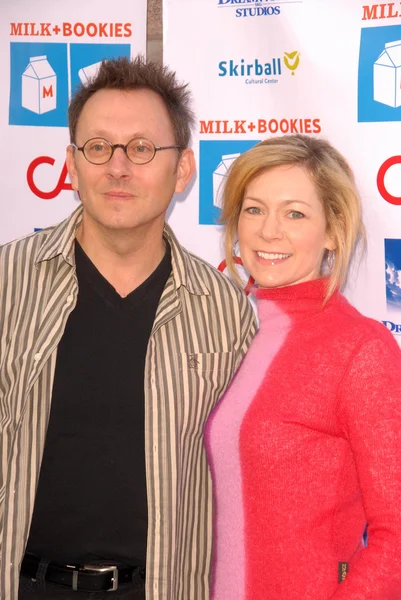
[126,138,155,164]
[83,139,112,164]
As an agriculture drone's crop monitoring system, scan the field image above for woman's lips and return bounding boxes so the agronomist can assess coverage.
[254,251,292,265]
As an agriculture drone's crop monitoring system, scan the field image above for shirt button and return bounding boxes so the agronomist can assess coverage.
[34,353,42,361]
[66,294,74,304]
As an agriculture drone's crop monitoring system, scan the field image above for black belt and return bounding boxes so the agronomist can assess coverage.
[21,553,146,592]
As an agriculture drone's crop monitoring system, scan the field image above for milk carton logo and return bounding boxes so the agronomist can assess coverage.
[9,42,130,127]
[22,55,56,114]
[374,41,401,107]
[213,153,240,209]
[199,140,258,225]
[358,25,401,122]
[9,42,68,127]
[78,61,102,85]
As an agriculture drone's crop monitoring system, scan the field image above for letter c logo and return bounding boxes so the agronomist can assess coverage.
[217,256,254,294]
[377,156,401,205]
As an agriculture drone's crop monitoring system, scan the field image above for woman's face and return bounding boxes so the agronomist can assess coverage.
[237,164,334,289]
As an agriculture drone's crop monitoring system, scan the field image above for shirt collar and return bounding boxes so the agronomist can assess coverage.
[35,204,83,267]
[163,222,210,296]
[35,205,210,296]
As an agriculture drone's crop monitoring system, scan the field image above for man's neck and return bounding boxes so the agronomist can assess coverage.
[75,218,167,298]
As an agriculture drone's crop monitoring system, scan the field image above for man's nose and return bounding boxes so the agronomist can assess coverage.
[105,147,132,178]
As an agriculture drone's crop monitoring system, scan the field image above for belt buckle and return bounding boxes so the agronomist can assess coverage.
[79,564,119,592]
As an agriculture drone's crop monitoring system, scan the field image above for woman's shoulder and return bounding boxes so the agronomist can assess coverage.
[327,291,400,354]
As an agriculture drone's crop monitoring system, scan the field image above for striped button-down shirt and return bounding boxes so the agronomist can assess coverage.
[0,206,256,600]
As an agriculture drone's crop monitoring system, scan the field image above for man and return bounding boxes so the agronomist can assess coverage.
[0,57,256,600]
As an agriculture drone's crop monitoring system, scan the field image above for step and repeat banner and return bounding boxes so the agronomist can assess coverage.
[0,0,147,243]
[164,0,401,342]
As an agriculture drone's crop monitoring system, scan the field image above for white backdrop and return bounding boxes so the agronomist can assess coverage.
[0,0,147,242]
[164,0,401,342]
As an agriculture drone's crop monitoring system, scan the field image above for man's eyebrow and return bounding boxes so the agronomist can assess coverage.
[88,130,147,139]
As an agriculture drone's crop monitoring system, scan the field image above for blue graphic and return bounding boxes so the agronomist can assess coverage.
[9,42,131,128]
[9,43,68,127]
[385,239,401,308]
[70,44,130,97]
[199,140,259,225]
[358,25,401,123]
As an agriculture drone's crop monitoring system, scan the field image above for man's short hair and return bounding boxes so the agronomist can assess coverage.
[68,55,195,149]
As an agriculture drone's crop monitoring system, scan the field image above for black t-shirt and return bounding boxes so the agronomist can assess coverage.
[26,239,172,566]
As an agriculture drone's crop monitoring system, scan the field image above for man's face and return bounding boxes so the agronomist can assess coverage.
[66,88,194,235]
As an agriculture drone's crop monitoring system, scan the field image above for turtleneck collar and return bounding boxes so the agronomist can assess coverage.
[251,278,339,330]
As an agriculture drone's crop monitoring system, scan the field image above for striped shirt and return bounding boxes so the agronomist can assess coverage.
[0,205,256,600]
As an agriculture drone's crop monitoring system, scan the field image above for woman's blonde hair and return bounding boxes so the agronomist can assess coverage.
[221,134,365,300]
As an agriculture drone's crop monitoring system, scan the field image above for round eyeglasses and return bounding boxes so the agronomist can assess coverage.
[71,137,183,165]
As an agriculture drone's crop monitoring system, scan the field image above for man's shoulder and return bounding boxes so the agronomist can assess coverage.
[181,245,246,302]
[0,225,54,260]
[0,207,81,265]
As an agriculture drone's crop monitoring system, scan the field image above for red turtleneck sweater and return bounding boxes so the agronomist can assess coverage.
[205,278,401,600]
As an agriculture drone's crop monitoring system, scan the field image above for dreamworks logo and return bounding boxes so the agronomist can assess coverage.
[217,0,304,18]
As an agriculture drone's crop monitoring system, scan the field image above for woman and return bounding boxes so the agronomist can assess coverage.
[204,134,401,599]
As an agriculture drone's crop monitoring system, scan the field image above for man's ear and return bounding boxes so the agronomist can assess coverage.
[175,148,195,194]
[66,145,79,192]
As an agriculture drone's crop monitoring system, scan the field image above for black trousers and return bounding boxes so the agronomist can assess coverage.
[18,574,146,599]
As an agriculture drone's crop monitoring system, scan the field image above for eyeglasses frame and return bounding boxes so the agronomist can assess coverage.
[70,136,183,165]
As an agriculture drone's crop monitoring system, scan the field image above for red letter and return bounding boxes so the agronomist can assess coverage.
[200,120,214,134]
[234,120,246,134]
[63,22,72,36]
[377,156,401,205]
[43,85,53,98]
[312,118,321,133]
[280,119,289,133]
[98,22,107,36]
[87,23,97,36]
[74,22,85,36]
[27,157,73,200]
[258,119,267,133]
[362,4,378,19]
[10,23,23,35]
[217,257,254,295]
[40,23,51,36]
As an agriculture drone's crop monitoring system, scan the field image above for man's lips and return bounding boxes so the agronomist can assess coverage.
[103,190,134,199]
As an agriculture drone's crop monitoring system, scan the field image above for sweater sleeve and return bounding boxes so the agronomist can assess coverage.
[331,330,401,600]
